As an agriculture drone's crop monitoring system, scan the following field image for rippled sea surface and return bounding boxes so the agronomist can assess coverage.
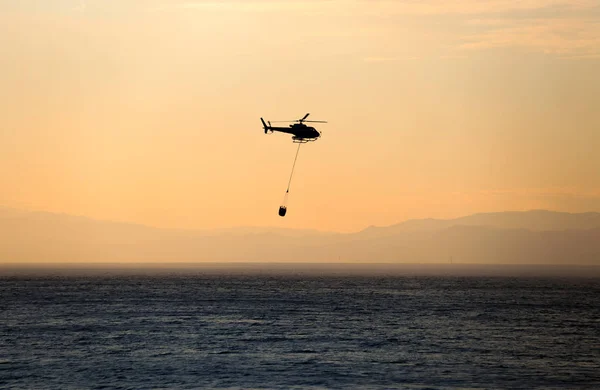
[1,276,599,389]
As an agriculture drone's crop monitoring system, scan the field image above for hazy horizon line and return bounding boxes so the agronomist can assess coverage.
[3,205,599,235]
[2,262,599,278]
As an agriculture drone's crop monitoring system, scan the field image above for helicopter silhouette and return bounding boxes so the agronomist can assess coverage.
[261,113,326,143]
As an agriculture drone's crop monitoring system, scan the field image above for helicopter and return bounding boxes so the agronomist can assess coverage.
[261,113,326,143]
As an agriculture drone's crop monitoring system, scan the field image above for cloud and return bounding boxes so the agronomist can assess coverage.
[361,0,598,16]
[460,18,600,57]
[168,0,600,57]
[4,0,597,16]
[152,0,341,13]
[360,1,600,57]
[5,1,597,58]
[150,0,599,15]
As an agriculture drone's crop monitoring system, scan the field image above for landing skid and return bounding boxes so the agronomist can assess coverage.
[292,137,317,144]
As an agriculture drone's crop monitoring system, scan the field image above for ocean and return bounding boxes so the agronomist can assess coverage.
[1,275,599,389]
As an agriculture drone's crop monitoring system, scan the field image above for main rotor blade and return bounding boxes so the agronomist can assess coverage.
[270,120,295,123]
[304,120,327,123]
[301,113,310,121]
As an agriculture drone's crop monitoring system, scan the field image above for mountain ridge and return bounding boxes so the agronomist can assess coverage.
[4,206,600,236]
[1,207,599,265]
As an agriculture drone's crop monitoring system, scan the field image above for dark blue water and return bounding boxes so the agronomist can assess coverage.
[1,276,599,389]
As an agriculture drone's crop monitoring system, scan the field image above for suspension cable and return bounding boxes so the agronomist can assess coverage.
[286,143,302,193]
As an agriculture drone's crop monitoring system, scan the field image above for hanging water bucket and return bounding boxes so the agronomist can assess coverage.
[278,206,287,217]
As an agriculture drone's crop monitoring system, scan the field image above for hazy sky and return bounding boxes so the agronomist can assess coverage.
[1,0,599,232]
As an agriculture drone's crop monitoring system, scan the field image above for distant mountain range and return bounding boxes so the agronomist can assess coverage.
[1,208,599,265]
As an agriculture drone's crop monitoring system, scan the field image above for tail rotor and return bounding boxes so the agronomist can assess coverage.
[260,118,270,134]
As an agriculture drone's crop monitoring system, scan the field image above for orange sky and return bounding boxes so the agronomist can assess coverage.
[1,0,599,232]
